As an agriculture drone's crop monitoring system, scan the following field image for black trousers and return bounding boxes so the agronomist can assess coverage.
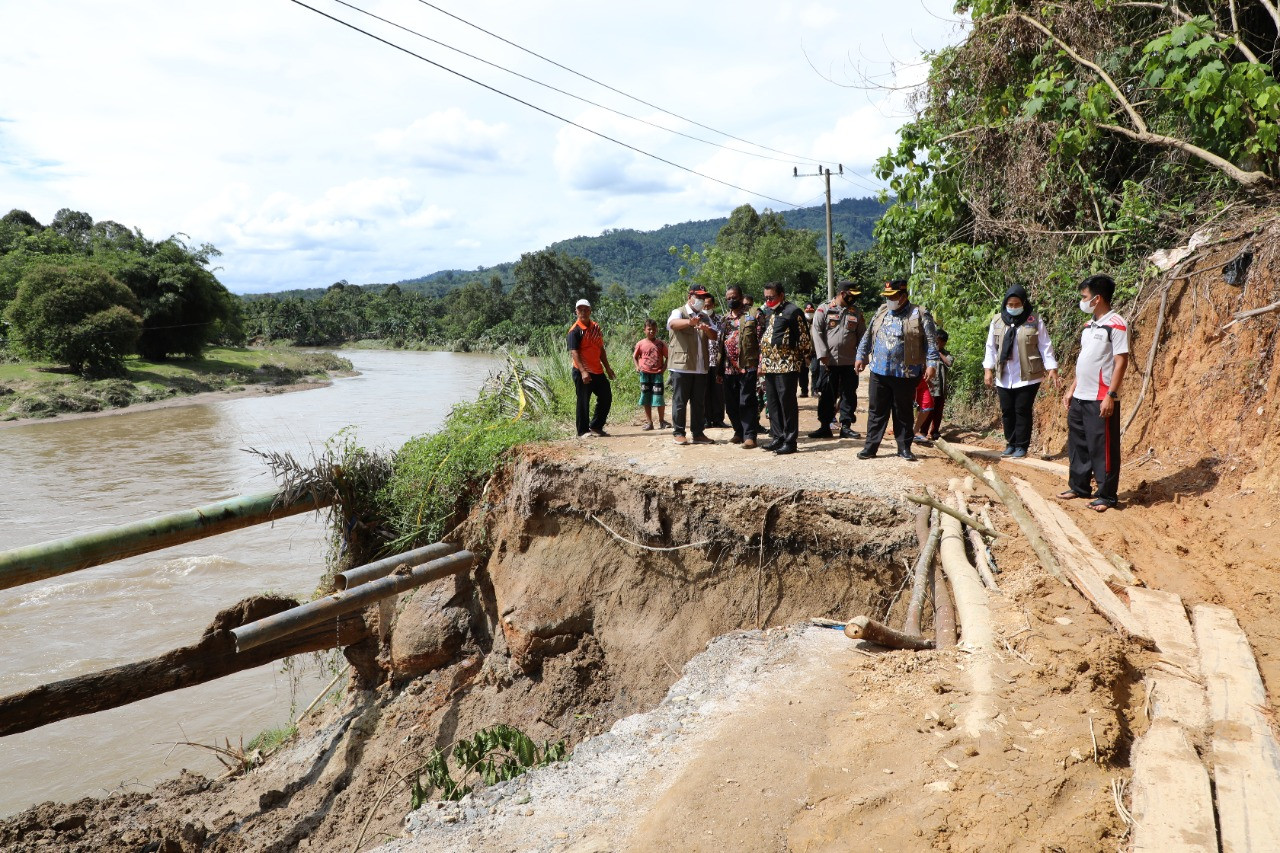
[763,372,800,448]
[995,382,1041,449]
[863,373,917,454]
[669,371,707,437]
[816,363,860,426]
[723,371,760,440]
[798,358,812,395]
[573,369,612,435]
[1067,397,1121,504]
[704,371,726,426]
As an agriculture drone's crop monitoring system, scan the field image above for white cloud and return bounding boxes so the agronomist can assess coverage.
[374,109,519,171]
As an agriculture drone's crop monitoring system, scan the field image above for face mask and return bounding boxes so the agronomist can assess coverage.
[804,312,815,321]
[1079,296,1095,313]
[765,297,782,308]
[1006,305,1024,317]
[727,298,742,310]
[888,297,905,310]
[692,298,706,312]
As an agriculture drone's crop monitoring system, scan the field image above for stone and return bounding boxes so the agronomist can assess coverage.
[390,580,470,679]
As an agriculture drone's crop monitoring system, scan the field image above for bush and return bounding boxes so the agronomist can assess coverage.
[4,262,142,376]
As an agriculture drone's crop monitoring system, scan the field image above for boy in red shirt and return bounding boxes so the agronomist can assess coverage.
[633,318,669,430]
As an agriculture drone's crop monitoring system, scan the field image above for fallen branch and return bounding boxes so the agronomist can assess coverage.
[757,489,801,629]
[843,615,935,650]
[905,493,999,539]
[932,564,958,649]
[1223,298,1280,330]
[1122,280,1171,434]
[935,439,1068,586]
[904,508,942,636]
[957,491,1001,592]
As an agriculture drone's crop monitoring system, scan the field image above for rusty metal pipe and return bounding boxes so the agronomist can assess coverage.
[335,541,459,589]
[232,550,476,652]
[0,490,328,592]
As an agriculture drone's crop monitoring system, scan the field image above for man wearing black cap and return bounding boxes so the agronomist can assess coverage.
[809,281,866,440]
[666,286,719,445]
[758,281,812,455]
[854,280,940,461]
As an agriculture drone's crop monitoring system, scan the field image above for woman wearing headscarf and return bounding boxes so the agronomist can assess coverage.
[982,284,1059,458]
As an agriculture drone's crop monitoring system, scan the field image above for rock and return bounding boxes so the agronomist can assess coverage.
[51,813,86,832]
[390,580,470,679]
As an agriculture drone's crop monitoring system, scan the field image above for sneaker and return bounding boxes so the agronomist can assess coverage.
[807,428,834,439]
[839,426,860,439]
[673,435,690,445]
[1011,447,1027,458]
[742,438,757,449]
[1000,445,1016,457]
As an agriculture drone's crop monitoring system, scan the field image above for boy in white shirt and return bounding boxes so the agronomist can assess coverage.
[1060,274,1130,511]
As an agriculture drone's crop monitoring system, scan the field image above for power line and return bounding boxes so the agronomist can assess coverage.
[286,0,805,208]
[328,0,808,166]
[409,0,831,167]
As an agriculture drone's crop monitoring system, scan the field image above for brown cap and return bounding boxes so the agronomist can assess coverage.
[881,280,908,297]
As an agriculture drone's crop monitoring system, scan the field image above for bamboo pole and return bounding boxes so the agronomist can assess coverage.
[0,490,329,591]
[905,493,1000,539]
[0,600,368,738]
[904,511,942,636]
[934,439,1069,586]
[335,541,460,589]
[232,551,476,653]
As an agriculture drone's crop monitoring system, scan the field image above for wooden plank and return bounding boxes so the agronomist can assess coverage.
[1129,587,1208,729]
[1131,718,1219,852]
[1011,476,1132,586]
[1192,604,1280,852]
[1010,478,1153,645]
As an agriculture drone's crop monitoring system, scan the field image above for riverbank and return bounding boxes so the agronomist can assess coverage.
[0,348,354,424]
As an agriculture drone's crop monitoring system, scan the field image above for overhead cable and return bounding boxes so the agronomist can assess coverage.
[286,0,804,208]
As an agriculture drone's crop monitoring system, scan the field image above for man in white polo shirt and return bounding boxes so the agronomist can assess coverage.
[1060,274,1129,511]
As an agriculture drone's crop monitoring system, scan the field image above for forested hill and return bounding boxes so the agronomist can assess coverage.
[254,196,889,300]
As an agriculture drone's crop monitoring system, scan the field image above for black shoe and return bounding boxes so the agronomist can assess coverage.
[774,445,797,455]
[798,392,809,398]
[898,450,918,462]
[857,448,876,459]
[839,426,860,439]
[1000,445,1016,457]
[762,439,784,451]
[807,428,834,439]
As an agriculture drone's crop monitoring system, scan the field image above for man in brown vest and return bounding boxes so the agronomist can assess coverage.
[666,286,719,445]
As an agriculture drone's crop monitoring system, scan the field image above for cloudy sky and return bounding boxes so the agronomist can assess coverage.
[0,1,966,293]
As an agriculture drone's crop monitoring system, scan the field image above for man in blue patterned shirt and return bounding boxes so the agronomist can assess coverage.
[854,280,940,461]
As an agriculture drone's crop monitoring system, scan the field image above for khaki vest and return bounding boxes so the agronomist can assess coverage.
[668,306,705,371]
[869,302,927,367]
[991,317,1046,381]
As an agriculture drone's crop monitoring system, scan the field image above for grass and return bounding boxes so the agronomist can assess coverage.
[0,347,353,420]
[246,722,298,756]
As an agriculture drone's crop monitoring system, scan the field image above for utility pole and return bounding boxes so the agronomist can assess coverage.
[793,164,841,301]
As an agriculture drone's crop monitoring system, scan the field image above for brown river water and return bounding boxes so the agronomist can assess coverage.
[0,350,502,817]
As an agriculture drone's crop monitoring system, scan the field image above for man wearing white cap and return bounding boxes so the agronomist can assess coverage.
[567,298,615,437]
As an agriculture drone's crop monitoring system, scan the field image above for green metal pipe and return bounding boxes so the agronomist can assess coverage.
[0,490,330,592]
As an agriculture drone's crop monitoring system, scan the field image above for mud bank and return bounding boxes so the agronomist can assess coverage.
[0,444,929,852]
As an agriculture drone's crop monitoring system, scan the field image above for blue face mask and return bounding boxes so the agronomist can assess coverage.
[1006,305,1024,317]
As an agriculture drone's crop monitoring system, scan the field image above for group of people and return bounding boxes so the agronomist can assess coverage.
[568,272,1130,511]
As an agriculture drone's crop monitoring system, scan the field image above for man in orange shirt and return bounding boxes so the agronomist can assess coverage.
[567,298,615,437]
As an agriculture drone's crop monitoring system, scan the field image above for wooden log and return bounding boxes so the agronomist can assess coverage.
[1130,718,1219,852]
[905,493,999,539]
[1193,604,1280,853]
[0,596,370,738]
[843,615,935,650]
[956,491,1001,592]
[941,441,1069,477]
[934,439,1069,586]
[938,478,997,736]
[1008,478,1154,646]
[903,511,941,636]
[932,564,957,649]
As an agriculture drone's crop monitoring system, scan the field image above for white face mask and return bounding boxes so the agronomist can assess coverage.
[888,297,905,310]
[692,298,705,312]
[1006,305,1024,317]
[1079,296,1096,314]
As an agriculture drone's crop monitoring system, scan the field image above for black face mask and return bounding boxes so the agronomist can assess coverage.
[727,298,742,310]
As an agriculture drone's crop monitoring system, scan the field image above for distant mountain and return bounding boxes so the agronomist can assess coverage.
[252,196,889,300]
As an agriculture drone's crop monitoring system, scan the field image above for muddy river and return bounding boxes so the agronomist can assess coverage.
[0,350,502,817]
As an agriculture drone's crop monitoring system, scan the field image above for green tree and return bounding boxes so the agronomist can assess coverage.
[511,249,600,330]
[4,262,143,376]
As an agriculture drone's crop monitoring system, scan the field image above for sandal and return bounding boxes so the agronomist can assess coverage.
[1057,490,1085,500]
[641,423,654,431]
[1087,498,1113,513]
[659,420,671,430]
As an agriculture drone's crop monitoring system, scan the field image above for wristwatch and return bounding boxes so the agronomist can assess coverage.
[1107,391,1119,400]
